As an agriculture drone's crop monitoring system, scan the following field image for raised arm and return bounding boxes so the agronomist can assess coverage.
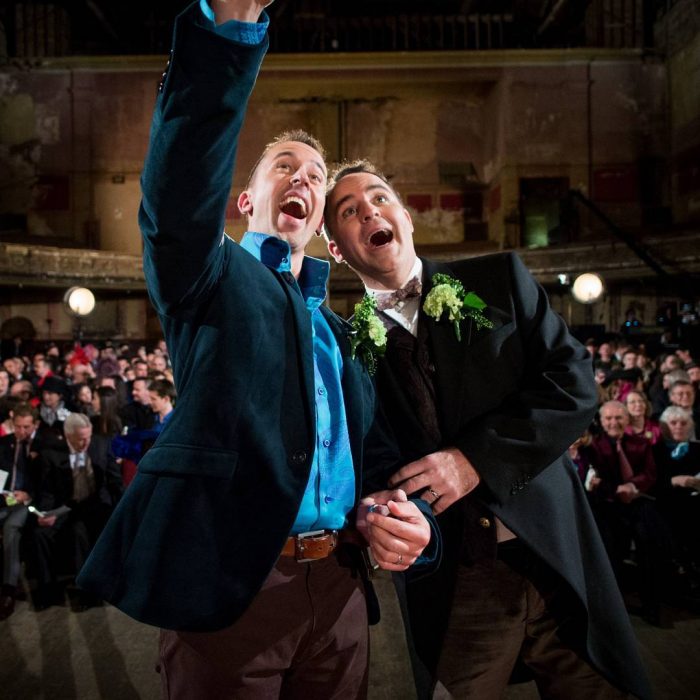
[139,1,270,316]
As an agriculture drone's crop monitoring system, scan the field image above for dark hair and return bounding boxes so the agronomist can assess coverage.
[0,396,24,422]
[148,379,177,403]
[324,159,401,238]
[8,400,37,422]
[246,129,326,187]
[93,386,123,436]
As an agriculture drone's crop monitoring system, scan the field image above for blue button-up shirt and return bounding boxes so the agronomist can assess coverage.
[241,233,356,533]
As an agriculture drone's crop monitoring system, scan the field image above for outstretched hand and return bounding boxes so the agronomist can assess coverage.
[356,489,431,572]
[388,447,480,514]
[211,0,275,24]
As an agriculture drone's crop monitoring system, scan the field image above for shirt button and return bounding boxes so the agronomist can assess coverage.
[479,517,491,529]
[323,439,331,447]
[324,496,333,503]
[318,387,325,396]
[281,257,288,264]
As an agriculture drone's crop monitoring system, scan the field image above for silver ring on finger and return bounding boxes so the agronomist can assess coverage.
[429,488,440,501]
[396,553,403,565]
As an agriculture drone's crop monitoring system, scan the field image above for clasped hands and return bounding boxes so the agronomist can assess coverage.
[356,489,430,572]
[358,448,479,571]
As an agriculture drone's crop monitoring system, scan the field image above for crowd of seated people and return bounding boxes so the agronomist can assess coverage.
[573,338,700,626]
[0,341,177,619]
[0,333,698,632]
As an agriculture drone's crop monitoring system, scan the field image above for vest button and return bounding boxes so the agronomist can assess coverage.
[291,451,307,465]
[479,517,491,529]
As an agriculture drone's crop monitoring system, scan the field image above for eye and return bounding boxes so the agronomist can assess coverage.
[276,162,291,171]
[310,172,324,184]
[374,194,388,204]
[341,205,357,219]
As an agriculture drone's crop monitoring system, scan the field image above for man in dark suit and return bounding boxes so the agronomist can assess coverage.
[33,413,122,609]
[325,161,650,699]
[0,403,43,619]
[78,2,434,697]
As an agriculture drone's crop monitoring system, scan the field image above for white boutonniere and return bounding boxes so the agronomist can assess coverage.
[349,295,387,376]
[423,273,493,341]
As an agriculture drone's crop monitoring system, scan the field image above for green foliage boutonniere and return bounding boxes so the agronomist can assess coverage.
[423,272,493,341]
[350,295,387,376]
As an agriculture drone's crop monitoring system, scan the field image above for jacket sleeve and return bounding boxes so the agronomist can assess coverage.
[453,253,598,506]
[139,2,268,317]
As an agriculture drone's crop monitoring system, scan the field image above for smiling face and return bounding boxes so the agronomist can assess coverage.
[600,402,629,439]
[326,172,417,291]
[238,140,326,264]
[625,391,647,419]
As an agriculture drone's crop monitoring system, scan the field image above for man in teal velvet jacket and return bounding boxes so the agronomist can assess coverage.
[78,1,434,697]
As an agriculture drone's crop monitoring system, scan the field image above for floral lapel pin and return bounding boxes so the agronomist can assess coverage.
[422,272,493,341]
[349,295,387,376]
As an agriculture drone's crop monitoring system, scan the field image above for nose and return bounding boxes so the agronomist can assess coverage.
[290,166,309,186]
[360,201,379,222]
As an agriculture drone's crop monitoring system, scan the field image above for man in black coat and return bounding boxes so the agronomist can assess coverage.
[78,2,435,697]
[33,413,122,609]
[325,160,650,699]
[0,403,43,619]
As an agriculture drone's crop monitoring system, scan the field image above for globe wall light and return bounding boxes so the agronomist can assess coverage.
[571,273,604,304]
[64,287,96,317]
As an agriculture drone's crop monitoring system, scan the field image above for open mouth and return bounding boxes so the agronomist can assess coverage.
[279,196,307,220]
[369,230,393,247]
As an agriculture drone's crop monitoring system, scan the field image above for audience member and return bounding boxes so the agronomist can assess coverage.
[0,403,43,619]
[148,379,175,433]
[653,406,700,572]
[32,413,122,610]
[668,380,699,436]
[588,401,671,625]
[91,386,123,438]
[625,391,662,444]
[72,383,95,417]
[0,368,9,398]
[119,378,155,431]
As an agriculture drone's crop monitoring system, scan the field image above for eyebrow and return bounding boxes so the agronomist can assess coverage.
[333,183,391,216]
[272,150,327,177]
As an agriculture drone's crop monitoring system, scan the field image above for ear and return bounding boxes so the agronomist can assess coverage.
[238,190,253,217]
[328,239,344,264]
[315,215,325,236]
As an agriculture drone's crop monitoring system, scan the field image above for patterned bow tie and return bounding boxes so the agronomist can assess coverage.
[375,276,423,311]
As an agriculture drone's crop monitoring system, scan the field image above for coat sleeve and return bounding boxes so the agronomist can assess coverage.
[139,2,268,317]
[453,253,598,506]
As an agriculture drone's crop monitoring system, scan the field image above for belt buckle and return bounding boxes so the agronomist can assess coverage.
[295,529,336,563]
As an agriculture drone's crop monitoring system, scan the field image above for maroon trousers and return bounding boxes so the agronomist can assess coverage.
[159,553,369,699]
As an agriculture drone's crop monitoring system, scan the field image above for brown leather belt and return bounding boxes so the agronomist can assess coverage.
[281,529,363,563]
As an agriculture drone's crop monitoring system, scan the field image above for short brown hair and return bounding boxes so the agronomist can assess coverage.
[10,401,37,422]
[324,159,402,238]
[246,129,326,187]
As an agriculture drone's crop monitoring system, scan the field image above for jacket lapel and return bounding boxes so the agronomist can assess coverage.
[420,257,512,440]
[272,269,317,439]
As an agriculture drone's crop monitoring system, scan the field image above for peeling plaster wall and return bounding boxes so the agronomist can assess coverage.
[0,52,671,322]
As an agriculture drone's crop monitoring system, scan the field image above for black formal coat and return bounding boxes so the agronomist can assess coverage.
[77,3,401,632]
[36,435,123,513]
[0,433,43,498]
[377,255,650,700]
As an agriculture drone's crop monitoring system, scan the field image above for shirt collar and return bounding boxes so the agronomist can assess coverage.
[365,257,423,296]
[240,231,330,311]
